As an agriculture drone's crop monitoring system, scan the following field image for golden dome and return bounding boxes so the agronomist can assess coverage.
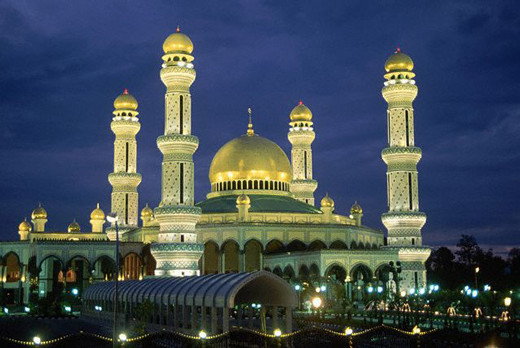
[19,219,31,232]
[163,26,194,54]
[320,193,335,208]
[141,204,153,218]
[209,134,292,185]
[236,193,251,205]
[68,220,81,233]
[31,204,47,220]
[385,49,414,72]
[114,89,138,110]
[350,201,363,214]
[290,101,313,122]
[90,203,105,220]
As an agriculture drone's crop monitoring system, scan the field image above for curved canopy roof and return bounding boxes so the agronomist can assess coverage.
[83,270,297,309]
[197,194,322,214]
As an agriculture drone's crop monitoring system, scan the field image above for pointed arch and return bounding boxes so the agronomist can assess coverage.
[203,240,219,275]
[308,240,327,251]
[330,240,348,250]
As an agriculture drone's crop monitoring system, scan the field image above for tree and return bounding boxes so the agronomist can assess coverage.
[455,235,482,266]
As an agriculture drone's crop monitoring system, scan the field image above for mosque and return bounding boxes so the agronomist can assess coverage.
[0,28,430,307]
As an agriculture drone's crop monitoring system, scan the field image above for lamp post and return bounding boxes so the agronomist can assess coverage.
[474,267,479,289]
[107,213,120,348]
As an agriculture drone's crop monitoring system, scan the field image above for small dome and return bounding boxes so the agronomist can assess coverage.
[114,89,138,110]
[90,203,105,220]
[236,193,251,205]
[385,49,414,72]
[31,204,47,220]
[163,27,194,54]
[290,101,313,122]
[141,204,153,218]
[350,201,363,214]
[320,193,335,208]
[19,219,32,232]
[68,220,81,233]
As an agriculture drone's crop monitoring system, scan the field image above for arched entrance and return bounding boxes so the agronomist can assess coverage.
[2,252,22,304]
[350,263,372,301]
[122,252,142,280]
[308,240,327,251]
[222,240,239,273]
[265,240,285,254]
[244,240,262,272]
[330,240,348,250]
[299,264,310,282]
[286,240,306,252]
[141,244,156,276]
[203,241,219,274]
[282,265,295,280]
[65,256,91,294]
[38,255,64,298]
[92,255,116,282]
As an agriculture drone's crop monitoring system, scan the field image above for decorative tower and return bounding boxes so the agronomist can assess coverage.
[288,101,318,205]
[236,193,250,222]
[350,202,363,226]
[151,27,203,276]
[141,204,154,227]
[18,219,31,241]
[90,203,105,233]
[381,49,430,289]
[31,203,47,232]
[320,193,334,223]
[107,89,142,239]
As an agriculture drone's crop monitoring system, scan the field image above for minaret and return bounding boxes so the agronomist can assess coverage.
[31,203,47,232]
[381,49,430,289]
[151,27,203,276]
[107,89,142,238]
[288,101,318,205]
[18,218,31,241]
[90,203,105,233]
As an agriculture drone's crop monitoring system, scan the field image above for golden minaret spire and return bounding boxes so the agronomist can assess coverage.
[247,107,254,136]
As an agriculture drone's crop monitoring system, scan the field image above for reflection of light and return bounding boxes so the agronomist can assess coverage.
[33,337,41,345]
[273,329,282,337]
[119,333,127,342]
[412,326,421,335]
[198,331,207,339]
[345,327,353,335]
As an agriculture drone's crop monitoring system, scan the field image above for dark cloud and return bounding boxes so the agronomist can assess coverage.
[0,0,518,251]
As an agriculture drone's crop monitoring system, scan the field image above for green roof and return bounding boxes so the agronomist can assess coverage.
[196,194,322,214]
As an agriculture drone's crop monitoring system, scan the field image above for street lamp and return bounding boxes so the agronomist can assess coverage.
[33,336,41,345]
[198,331,207,339]
[106,213,120,348]
[474,267,480,289]
[118,333,127,342]
[504,297,512,307]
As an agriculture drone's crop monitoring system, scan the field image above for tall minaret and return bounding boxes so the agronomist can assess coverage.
[151,27,203,276]
[381,49,429,289]
[107,89,142,237]
[288,101,318,205]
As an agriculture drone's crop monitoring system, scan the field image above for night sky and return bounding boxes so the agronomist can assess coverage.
[1,1,519,252]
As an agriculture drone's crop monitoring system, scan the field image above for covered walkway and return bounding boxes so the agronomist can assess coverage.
[82,270,297,334]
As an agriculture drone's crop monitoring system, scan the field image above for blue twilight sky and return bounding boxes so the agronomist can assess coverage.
[0,1,519,252]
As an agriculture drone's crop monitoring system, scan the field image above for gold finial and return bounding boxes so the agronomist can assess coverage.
[176,25,181,32]
[96,203,100,209]
[247,107,254,136]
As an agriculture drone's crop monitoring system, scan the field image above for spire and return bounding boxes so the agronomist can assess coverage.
[176,25,181,32]
[395,47,401,53]
[247,107,254,136]
[298,100,303,105]
[96,203,100,209]
[123,88,129,95]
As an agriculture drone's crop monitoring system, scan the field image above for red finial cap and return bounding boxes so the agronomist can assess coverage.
[123,88,129,95]
[298,100,303,105]
[176,25,181,32]
[395,47,401,53]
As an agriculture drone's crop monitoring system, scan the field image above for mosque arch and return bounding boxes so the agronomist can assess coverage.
[265,239,285,254]
[350,241,358,249]
[282,264,295,280]
[4,252,21,283]
[65,255,91,270]
[141,244,156,276]
[358,242,365,249]
[221,239,239,273]
[272,266,283,277]
[65,255,91,290]
[325,264,347,283]
[244,239,262,272]
[122,252,142,280]
[349,263,372,282]
[203,240,219,275]
[92,255,116,281]
[286,240,306,252]
[308,240,327,251]
[38,254,64,270]
[330,240,348,250]
[298,264,310,282]
[309,263,321,279]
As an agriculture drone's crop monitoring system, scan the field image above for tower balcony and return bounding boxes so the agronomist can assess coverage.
[382,83,417,104]
[157,134,199,155]
[290,179,317,193]
[382,146,422,165]
[288,129,315,145]
[160,65,196,90]
[108,172,142,187]
[110,120,141,136]
[381,211,426,230]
